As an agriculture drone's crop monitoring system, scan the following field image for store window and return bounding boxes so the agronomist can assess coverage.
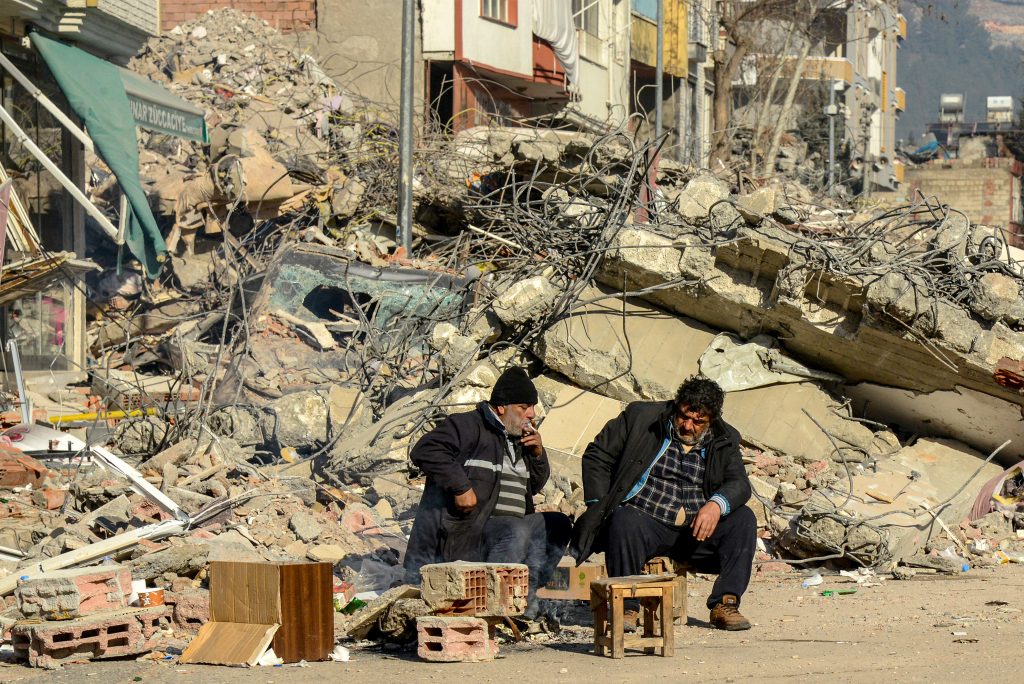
[3,284,72,371]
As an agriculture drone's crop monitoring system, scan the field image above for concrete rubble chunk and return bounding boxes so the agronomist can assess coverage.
[307,544,347,564]
[673,174,731,220]
[16,566,132,621]
[270,390,329,448]
[537,284,715,402]
[789,438,1003,567]
[129,544,210,581]
[492,276,561,325]
[289,511,322,543]
[736,187,776,223]
[419,562,528,617]
[972,272,1023,323]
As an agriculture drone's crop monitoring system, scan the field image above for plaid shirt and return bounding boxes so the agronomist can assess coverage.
[626,427,708,527]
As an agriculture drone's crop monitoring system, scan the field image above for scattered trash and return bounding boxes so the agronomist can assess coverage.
[801,573,824,589]
[328,645,350,662]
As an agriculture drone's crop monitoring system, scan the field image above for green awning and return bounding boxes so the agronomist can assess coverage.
[119,68,208,143]
[29,33,168,279]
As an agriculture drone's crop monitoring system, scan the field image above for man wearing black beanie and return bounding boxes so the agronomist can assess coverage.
[404,366,572,621]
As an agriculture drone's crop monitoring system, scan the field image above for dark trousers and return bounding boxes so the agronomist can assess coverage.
[605,504,756,609]
[482,512,573,618]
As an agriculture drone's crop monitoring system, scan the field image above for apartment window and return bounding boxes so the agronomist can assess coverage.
[572,0,600,36]
[481,0,517,26]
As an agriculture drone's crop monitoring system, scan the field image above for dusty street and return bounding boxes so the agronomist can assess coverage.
[2,567,1021,683]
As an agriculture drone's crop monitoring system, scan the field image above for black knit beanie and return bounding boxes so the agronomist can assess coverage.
[490,367,538,406]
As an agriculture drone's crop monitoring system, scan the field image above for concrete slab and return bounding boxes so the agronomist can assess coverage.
[847,383,1024,463]
[724,382,883,464]
[536,284,717,403]
[535,377,624,479]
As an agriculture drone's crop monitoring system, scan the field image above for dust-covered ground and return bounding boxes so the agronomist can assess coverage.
[2,567,1022,683]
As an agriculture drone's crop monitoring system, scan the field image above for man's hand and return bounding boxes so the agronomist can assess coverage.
[521,427,544,458]
[692,502,722,542]
[453,488,477,514]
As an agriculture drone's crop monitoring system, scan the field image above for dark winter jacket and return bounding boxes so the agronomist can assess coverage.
[403,402,551,576]
[570,400,751,562]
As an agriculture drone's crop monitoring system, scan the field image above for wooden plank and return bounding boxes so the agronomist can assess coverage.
[591,573,675,591]
[178,622,279,666]
[277,562,332,662]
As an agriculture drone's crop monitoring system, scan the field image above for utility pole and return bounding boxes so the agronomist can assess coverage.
[655,0,664,139]
[398,0,415,253]
[827,80,836,194]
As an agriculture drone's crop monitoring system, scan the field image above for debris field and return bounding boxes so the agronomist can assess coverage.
[1,8,1023,672]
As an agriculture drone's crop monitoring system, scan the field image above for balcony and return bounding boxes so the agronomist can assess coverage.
[802,56,854,85]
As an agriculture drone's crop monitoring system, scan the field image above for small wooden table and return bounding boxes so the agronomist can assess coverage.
[590,575,675,659]
[643,556,693,624]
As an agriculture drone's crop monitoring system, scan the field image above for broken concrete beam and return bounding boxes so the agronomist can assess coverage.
[416,616,497,662]
[537,284,716,402]
[129,543,210,581]
[595,223,1024,455]
[790,438,1003,568]
[12,606,168,668]
[15,566,132,620]
[419,562,528,617]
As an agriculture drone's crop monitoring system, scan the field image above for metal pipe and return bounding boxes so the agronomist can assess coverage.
[398,0,415,254]
[0,51,94,153]
[655,0,664,139]
[5,339,30,424]
[828,79,836,193]
[0,104,119,240]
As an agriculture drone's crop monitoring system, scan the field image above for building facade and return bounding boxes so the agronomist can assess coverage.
[742,0,905,191]
[0,0,167,372]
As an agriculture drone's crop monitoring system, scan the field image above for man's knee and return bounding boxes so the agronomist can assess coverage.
[540,511,573,545]
[723,506,757,538]
[711,506,757,560]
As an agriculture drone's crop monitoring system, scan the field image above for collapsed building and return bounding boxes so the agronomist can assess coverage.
[0,8,1023,667]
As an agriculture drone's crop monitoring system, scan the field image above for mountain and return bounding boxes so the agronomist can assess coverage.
[969,0,1024,50]
[898,0,1024,141]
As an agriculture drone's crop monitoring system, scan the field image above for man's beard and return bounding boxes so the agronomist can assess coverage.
[676,426,705,446]
[501,413,526,437]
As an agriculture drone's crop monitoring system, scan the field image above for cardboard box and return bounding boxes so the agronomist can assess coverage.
[537,559,606,601]
[202,560,333,664]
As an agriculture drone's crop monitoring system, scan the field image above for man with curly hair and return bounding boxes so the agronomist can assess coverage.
[571,376,756,630]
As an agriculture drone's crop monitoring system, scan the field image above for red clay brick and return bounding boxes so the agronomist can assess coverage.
[16,566,131,621]
[416,616,497,662]
[12,607,169,668]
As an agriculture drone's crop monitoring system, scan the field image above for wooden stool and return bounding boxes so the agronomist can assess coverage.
[643,557,693,624]
[590,575,675,659]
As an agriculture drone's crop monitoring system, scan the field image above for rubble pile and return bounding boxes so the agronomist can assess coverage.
[2,8,1024,668]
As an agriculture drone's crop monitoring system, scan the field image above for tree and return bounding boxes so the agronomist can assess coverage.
[709,0,794,168]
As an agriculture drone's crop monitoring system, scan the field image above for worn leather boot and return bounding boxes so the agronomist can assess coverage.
[709,594,751,631]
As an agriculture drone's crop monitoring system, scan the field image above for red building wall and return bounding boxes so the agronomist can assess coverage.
[161,0,316,32]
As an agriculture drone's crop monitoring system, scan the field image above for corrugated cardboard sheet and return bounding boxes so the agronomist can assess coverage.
[178,622,278,666]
